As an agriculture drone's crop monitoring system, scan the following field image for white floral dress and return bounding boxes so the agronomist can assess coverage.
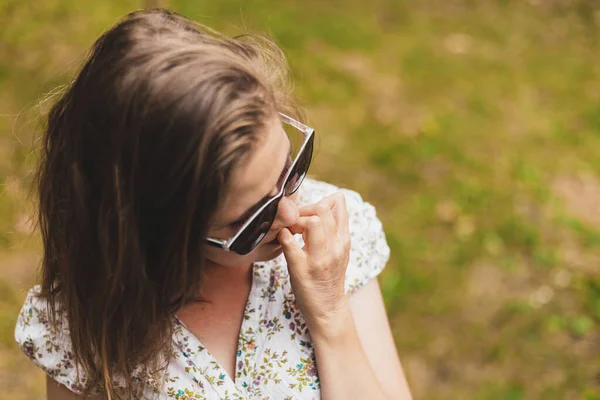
[15,178,390,399]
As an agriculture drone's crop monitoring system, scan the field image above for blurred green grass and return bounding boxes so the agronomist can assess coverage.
[1,0,599,399]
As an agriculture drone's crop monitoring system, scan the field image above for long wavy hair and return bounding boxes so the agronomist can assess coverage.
[36,8,302,399]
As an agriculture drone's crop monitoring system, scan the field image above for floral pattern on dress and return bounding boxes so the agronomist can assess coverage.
[15,178,390,399]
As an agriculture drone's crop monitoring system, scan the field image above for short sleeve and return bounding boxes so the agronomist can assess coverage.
[341,188,390,295]
[296,179,391,295]
[14,285,97,395]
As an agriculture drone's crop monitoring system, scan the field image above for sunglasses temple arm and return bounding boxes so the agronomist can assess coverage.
[206,237,229,250]
[279,113,312,133]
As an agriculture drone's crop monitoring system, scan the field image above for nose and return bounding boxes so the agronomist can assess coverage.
[270,196,299,232]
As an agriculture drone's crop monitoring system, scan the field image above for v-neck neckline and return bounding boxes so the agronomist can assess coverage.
[172,261,266,396]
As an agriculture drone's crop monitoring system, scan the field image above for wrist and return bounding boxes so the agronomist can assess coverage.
[308,297,355,342]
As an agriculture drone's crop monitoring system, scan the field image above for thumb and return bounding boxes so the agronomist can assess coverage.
[278,228,304,266]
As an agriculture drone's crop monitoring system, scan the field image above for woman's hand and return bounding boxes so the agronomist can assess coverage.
[277,192,351,337]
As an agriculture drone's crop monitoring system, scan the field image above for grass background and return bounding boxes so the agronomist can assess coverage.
[1,0,599,399]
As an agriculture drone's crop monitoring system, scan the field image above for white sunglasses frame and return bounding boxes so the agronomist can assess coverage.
[205,112,315,254]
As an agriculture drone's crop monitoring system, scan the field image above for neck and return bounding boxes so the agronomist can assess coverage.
[197,260,253,299]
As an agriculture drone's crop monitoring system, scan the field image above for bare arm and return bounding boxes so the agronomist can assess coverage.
[348,279,412,399]
[309,280,412,400]
[278,193,412,399]
[47,376,104,400]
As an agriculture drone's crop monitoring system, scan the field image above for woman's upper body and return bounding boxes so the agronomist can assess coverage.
[17,178,408,399]
[14,8,412,400]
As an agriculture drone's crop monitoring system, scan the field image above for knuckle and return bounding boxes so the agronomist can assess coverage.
[308,216,321,226]
[334,193,348,211]
[312,259,326,271]
[335,192,346,203]
[329,248,341,261]
[315,203,329,215]
[307,253,322,265]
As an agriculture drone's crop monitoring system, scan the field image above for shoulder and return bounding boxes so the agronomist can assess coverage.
[297,177,364,206]
[297,178,391,294]
[14,286,96,395]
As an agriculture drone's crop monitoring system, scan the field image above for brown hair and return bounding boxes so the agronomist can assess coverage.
[36,8,301,398]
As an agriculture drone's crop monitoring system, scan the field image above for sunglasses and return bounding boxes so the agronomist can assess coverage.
[205,113,315,255]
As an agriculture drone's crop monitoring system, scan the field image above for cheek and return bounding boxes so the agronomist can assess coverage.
[203,245,251,266]
[289,191,300,202]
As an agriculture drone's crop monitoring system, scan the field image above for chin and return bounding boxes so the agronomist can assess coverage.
[247,235,283,261]
[203,239,284,267]
[254,244,284,262]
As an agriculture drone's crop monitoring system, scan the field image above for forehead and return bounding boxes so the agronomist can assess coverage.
[215,117,289,223]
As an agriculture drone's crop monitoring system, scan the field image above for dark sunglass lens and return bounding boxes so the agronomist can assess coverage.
[285,133,314,195]
[230,200,279,255]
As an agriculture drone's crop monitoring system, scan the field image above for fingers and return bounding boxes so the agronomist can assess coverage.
[283,192,349,262]
[287,224,304,235]
[296,196,336,238]
[315,202,337,238]
[278,228,304,265]
[300,195,336,216]
[330,193,349,235]
[300,193,349,236]
[294,215,326,256]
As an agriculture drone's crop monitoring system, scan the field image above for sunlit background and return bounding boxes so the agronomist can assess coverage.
[1,1,599,399]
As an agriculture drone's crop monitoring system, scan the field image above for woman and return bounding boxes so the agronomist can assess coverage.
[15,8,412,400]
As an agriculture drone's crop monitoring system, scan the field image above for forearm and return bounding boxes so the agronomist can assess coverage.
[310,300,391,400]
